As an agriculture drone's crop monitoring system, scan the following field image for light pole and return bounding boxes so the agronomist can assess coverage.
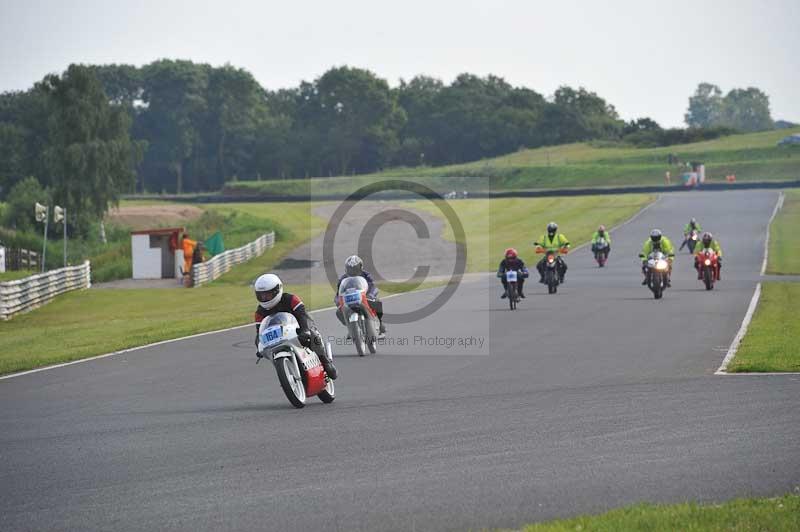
[35,202,48,272]
[54,205,66,267]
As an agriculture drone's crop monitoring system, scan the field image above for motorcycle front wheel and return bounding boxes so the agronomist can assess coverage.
[275,356,306,408]
[651,272,663,299]
[703,267,714,290]
[349,319,367,356]
[507,282,517,310]
[546,271,558,294]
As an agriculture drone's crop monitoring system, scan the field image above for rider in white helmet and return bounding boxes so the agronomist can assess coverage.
[254,273,337,379]
[335,255,385,335]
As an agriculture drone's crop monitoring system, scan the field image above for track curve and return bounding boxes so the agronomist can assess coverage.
[1,190,798,532]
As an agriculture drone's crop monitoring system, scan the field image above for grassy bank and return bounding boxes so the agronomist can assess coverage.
[225,128,800,197]
[521,494,799,531]
[728,189,800,372]
[727,283,800,372]
[767,190,800,275]
[412,194,654,272]
[0,278,439,376]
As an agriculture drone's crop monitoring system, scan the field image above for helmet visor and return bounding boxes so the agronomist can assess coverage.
[256,287,280,303]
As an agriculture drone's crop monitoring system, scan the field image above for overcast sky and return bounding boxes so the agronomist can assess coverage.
[1,0,797,127]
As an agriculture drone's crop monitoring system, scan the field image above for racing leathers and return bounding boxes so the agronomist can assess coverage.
[536,233,570,283]
[335,270,385,333]
[640,237,675,286]
[255,292,337,379]
[497,257,529,298]
[591,230,611,256]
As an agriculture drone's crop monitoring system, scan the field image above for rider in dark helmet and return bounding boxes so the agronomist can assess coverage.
[535,222,570,283]
[694,232,723,279]
[497,248,529,299]
[254,273,337,379]
[334,255,385,335]
[639,229,675,287]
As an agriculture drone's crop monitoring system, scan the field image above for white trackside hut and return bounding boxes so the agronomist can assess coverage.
[130,227,184,279]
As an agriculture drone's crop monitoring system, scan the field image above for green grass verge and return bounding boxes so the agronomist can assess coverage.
[225,128,800,197]
[521,494,800,531]
[727,282,800,373]
[0,194,651,374]
[767,190,800,275]
[411,194,654,272]
[0,278,442,376]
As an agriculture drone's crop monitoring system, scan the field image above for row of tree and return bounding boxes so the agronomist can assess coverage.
[685,83,774,131]
[0,65,143,235]
[1,62,778,212]
[0,61,636,197]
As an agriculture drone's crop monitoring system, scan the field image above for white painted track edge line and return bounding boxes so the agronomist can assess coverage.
[715,282,762,375]
[760,191,785,275]
[716,190,785,375]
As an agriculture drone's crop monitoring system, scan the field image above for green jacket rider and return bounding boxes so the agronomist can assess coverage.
[591,225,611,247]
[535,222,570,282]
[639,229,675,286]
[694,232,723,278]
[684,218,702,234]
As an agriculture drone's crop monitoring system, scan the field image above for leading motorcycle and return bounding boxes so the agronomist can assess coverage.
[643,251,670,299]
[337,276,380,356]
[257,312,335,408]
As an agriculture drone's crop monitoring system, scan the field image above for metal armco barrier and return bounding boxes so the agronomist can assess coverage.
[191,232,275,287]
[0,261,91,320]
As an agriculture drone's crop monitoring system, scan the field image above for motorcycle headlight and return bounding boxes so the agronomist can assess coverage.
[547,255,555,263]
[655,259,668,270]
[704,259,711,266]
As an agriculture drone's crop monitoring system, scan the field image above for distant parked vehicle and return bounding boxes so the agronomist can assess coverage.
[777,134,800,146]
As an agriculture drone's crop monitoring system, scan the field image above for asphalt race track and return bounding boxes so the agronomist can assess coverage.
[1,190,798,532]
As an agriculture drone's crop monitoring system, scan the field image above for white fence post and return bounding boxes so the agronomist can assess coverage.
[191,232,275,287]
[0,260,92,320]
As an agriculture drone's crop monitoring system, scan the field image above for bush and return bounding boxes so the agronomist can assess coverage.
[623,126,737,148]
[3,176,48,232]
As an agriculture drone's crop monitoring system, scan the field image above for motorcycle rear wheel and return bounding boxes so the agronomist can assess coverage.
[318,378,335,404]
[275,356,306,408]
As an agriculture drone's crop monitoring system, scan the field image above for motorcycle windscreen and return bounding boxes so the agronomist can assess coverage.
[338,276,368,295]
[264,311,298,329]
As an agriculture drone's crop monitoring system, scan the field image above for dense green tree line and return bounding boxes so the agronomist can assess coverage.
[0,62,777,201]
[1,61,629,195]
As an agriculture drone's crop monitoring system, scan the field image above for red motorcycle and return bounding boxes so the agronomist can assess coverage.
[696,248,720,290]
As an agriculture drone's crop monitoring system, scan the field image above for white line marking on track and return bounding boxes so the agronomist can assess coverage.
[761,191,784,276]
[715,282,762,375]
[716,188,786,375]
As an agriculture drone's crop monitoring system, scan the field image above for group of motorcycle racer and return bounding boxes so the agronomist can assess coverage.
[252,217,724,382]
[253,254,390,381]
[495,219,723,297]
